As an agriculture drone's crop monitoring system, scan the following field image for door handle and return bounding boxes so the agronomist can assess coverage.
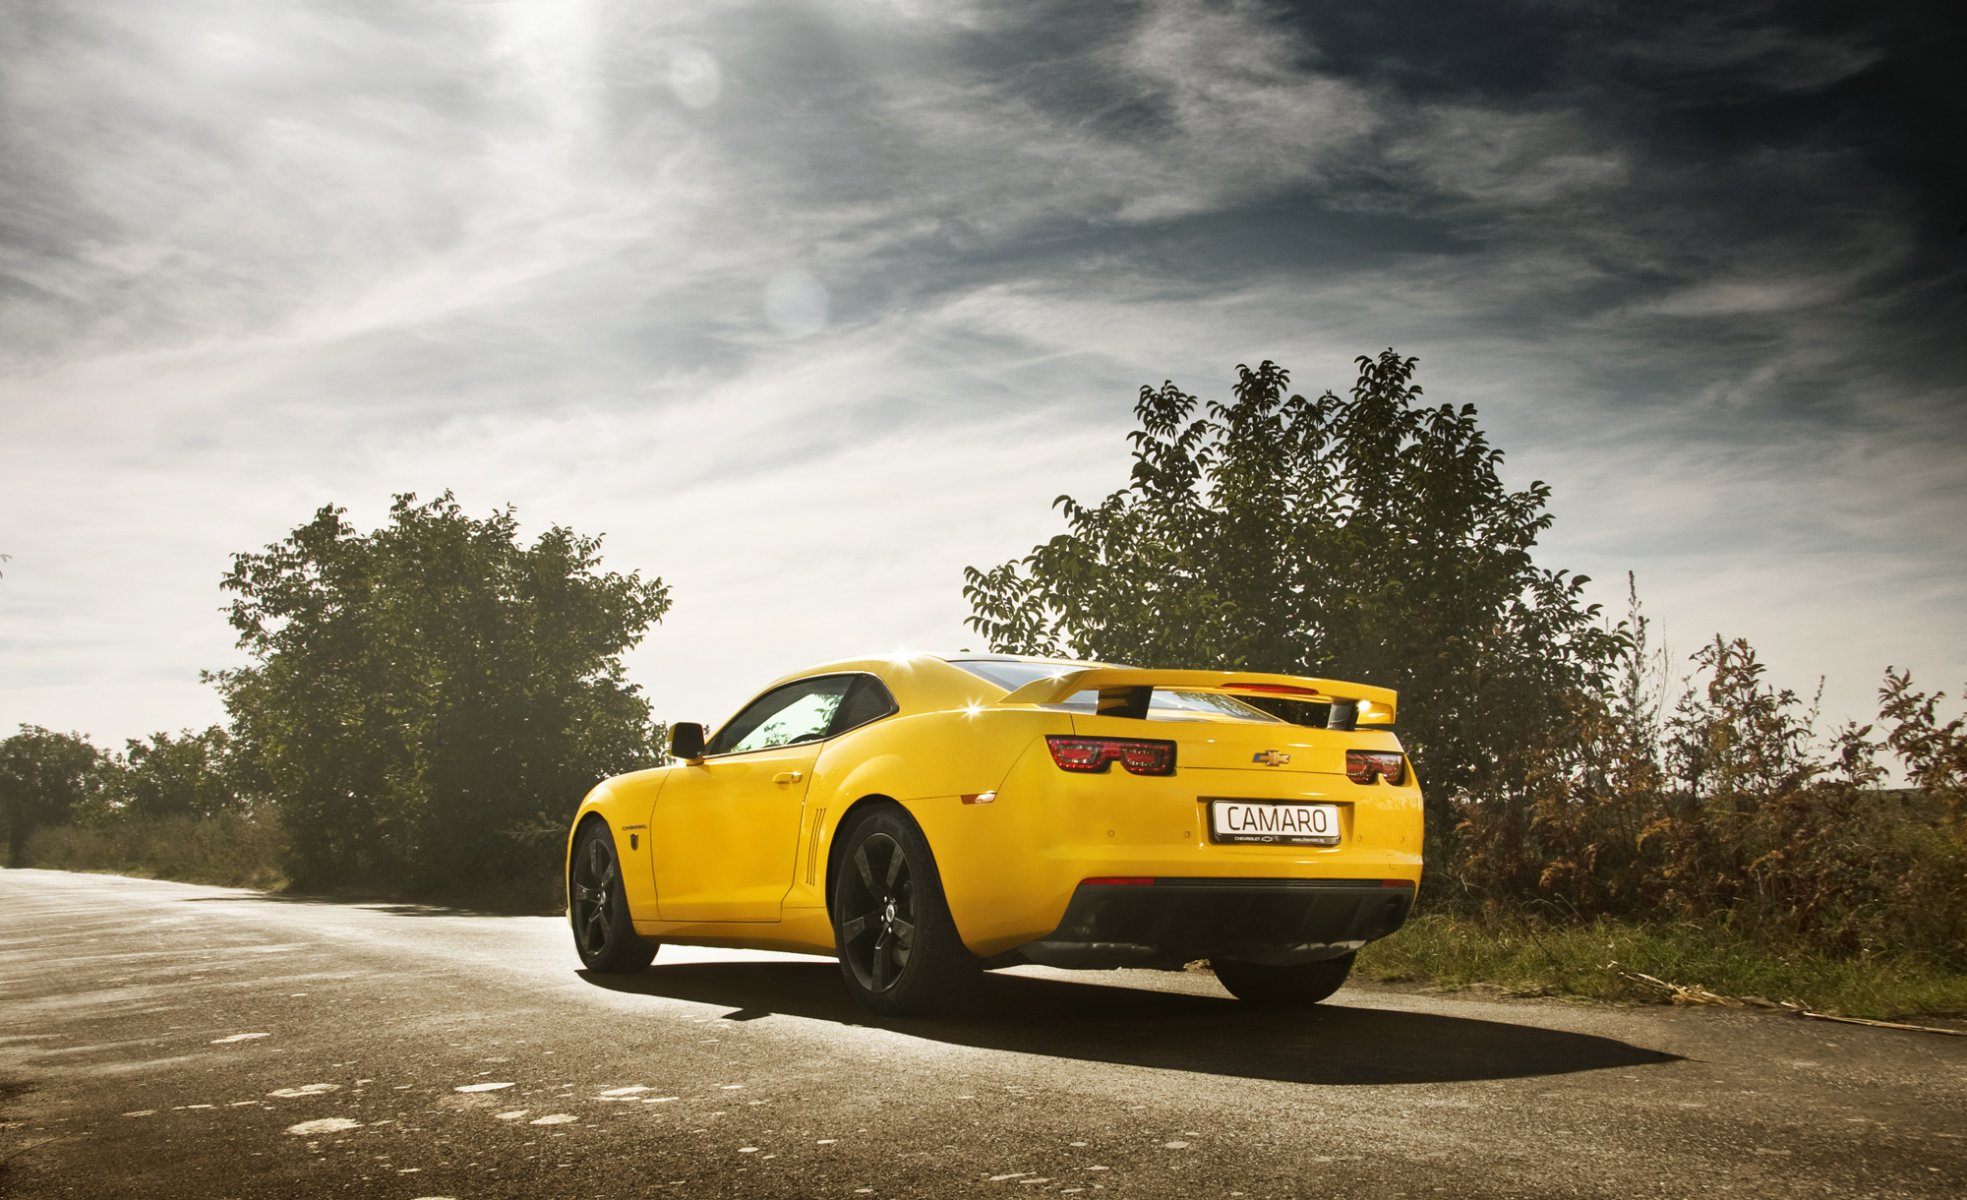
[773,771,804,785]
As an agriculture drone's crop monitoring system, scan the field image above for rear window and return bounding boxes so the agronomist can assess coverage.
[1147,690,1283,722]
[1051,689,1281,722]
[946,660,1281,723]
[947,659,1089,691]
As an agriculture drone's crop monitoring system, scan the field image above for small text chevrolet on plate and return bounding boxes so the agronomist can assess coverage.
[567,654,1422,1015]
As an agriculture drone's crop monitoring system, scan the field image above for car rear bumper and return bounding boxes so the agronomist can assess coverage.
[994,877,1415,970]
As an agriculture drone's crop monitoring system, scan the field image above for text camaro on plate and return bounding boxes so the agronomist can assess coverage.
[566,654,1423,1016]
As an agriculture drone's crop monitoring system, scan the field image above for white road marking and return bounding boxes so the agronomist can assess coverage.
[454,1082,515,1093]
[269,1084,341,1098]
[285,1118,361,1135]
[210,1033,270,1044]
[530,1114,578,1125]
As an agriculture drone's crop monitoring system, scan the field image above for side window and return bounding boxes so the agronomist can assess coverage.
[706,676,856,756]
[829,675,899,736]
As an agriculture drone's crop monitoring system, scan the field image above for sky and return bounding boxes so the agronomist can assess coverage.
[2,0,1963,756]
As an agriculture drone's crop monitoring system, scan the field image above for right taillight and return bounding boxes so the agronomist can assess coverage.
[1346,750,1406,785]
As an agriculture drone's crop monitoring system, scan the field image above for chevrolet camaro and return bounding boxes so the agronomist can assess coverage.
[566,654,1422,1015]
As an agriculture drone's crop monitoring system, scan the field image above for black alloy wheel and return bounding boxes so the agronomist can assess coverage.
[832,806,974,1016]
[839,831,916,993]
[570,824,657,973]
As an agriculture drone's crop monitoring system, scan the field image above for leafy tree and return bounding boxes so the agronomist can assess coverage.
[208,492,671,897]
[117,726,240,821]
[963,352,1625,853]
[0,726,110,867]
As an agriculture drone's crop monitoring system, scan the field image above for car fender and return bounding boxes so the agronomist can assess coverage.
[807,709,1069,952]
[567,766,670,922]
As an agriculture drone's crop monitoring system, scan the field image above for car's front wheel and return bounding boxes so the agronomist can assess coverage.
[1213,952,1355,1007]
[831,806,976,1017]
[569,823,658,973]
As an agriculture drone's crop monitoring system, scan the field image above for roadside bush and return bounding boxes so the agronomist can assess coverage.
[1449,593,1967,968]
[25,811,287,890]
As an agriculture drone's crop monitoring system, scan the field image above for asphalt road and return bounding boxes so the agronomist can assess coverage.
[2,869,1963,1199]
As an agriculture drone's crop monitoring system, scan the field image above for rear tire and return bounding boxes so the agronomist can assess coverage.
[831,806,976,1017]
[1214,952,1355,1007]
[569,823,657,973]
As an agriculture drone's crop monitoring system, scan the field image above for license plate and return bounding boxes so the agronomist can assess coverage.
[1209,800,1341,846]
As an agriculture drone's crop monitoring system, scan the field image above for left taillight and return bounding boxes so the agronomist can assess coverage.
[1345,749,1406,785]
[1045,735,1177,776]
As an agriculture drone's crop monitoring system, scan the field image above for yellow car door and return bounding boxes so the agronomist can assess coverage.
[651,675,853,923]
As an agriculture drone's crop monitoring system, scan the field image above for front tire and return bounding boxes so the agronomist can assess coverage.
[831,806,976,1017]
[569,823,657,973]
[1214,952,1355,1008]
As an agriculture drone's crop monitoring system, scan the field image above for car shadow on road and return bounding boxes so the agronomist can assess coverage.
[579,961,1680,1086]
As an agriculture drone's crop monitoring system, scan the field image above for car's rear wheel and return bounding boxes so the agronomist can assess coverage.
[1213,952,1355,1007]
[569,823,657,973]
[831,806,976,1017]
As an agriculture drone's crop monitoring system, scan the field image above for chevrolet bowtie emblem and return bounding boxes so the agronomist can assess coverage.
[1252,750,1291,767]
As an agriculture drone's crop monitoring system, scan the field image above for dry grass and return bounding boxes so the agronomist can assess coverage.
[1359,910,1967,1021]
[25,812,287,890]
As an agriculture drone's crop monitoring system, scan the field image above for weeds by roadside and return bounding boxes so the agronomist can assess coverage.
[1358,910,1967,1022]
[24,812,287,890]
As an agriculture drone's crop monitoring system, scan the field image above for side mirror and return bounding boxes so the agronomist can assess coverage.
[669,722,707,762]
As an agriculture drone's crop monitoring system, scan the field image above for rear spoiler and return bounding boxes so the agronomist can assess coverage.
[995,668,1397,727]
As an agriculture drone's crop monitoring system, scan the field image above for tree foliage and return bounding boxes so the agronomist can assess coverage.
[1,726,110,867]
[116,726,240,822]
[208,492,671,896]
[963,351,1625,849]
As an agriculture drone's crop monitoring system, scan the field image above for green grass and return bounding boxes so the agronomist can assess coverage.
[1357,911,1967,1022]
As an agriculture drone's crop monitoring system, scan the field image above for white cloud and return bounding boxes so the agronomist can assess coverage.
[1613,10,1884,94]
[1390,106,1629,210]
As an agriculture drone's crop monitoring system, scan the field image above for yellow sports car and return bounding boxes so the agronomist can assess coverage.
[567,654,1422,1015]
